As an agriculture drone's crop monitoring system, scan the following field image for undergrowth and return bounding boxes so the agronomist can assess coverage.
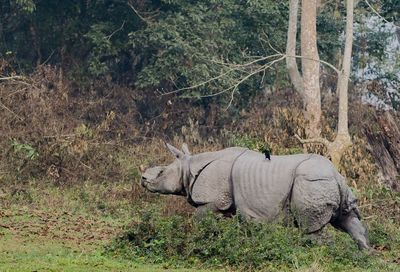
[107,211,399,271]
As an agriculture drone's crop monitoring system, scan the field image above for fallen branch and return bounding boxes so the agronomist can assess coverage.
[0,74,39,90]
[0,75,26,81]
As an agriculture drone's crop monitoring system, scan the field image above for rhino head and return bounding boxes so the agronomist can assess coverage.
[141,143,233,210]
[141,143,191,195]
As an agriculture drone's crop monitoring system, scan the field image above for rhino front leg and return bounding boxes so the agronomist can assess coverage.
[194,203,219,221]
[333,211,370,250]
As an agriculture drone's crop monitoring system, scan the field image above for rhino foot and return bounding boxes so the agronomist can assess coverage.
[333,211,371,250]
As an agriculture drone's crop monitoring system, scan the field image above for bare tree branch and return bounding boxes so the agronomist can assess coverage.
[0,75,26,81]
[1,75,40,91]
[158,31,342,112]
[106,20,126,40]
[160,53,283,96]
[162,50,340,98]
[127,2,149,23]
[288,54,341,74]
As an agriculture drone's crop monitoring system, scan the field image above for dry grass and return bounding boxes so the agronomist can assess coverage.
[1,63,398,223]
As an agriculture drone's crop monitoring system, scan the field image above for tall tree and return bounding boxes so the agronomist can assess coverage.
[300,0,322,139]
[329,0,354,164]
[286,0,322,139]
[287,0,355,166]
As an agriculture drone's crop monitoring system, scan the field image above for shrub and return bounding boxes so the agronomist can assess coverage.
[107,211,383,270]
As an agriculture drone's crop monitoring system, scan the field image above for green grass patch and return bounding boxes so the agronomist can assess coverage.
[0,182,207,272]
[0,232,203,272]
[109,211,400,271]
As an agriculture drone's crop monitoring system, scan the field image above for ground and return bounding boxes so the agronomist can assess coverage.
[0,181,399,271]
[0,182,204,272]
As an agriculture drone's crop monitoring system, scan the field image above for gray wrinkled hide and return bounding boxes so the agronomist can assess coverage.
[141,144,370,250]
[232,150,358,232]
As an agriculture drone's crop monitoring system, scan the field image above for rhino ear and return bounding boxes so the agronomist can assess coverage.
[166,143,184,159]
[182,143,191,155]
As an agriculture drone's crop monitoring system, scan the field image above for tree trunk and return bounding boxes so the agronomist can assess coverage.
[294,0,356,168]
[286,0,304,98]
[336,0,353,138]
[328,0,354,165]
[300,0,321,138]
[29,22,41,66]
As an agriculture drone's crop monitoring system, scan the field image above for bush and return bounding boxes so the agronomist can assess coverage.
[107,211,385,270]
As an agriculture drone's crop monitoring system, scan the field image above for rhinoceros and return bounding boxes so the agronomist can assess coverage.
[141,143,371,250]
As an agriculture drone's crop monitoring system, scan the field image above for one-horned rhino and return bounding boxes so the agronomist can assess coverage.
[141,143,371,250]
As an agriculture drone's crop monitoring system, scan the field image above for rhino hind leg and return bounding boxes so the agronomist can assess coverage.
[290,177,340,233]
[332,211,370,250]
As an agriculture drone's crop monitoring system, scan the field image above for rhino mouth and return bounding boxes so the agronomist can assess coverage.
[140,176,147,186]
[141,177,158,193]
[141,177,151,187]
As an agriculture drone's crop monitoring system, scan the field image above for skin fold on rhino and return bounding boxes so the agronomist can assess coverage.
[141,143,371,250]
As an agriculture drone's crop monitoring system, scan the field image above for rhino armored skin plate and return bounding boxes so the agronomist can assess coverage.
[141,143,371,250]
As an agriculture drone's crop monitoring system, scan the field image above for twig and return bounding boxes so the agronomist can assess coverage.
[127,3,148,23]
[0,75,26,81]
[160,46,339,108]
[39,50,55,66]
[106,20,126,40]
[201,56,285,99]
[161,66,238,95]
[287,54,340,74]
[207,53,283,70]
[261,30,283,55]
[208,55,286,110]
[161,54,284,96]
[0,75,39,90]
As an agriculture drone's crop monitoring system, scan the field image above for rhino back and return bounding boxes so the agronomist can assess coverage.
[232,151,311,221]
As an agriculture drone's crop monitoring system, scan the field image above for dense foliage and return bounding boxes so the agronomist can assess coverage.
[1,0,397,107]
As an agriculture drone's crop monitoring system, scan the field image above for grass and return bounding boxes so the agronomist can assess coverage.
[0,233,135,272]
[0,180,399,271]
[0,181,204,272]
[109,210,400,271]
[0,234,201,271]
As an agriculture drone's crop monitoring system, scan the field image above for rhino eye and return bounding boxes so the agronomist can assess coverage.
[158,170,164,176]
